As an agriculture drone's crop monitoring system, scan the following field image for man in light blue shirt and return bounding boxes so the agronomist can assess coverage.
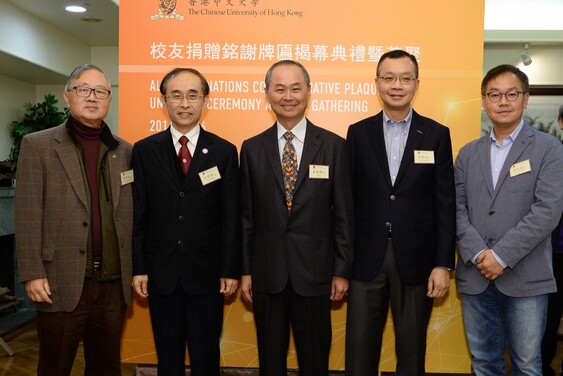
[346,49,456,375]
[455,64,563,375]
[383,111,411,185]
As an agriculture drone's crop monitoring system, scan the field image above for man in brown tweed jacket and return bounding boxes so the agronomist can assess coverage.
[14,64,133,375]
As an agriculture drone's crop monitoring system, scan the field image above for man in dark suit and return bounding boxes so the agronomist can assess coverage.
[345,50,456,375]
[131,68,240,376]
[240,60,354,375]
[15,64,133,375]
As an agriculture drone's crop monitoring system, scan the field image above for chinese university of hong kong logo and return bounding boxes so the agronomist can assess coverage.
[152,0,184,20]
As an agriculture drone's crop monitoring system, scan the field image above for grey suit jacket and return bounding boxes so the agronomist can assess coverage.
[15,121,133,312]
[240,120,354,296]
[455,122,563,297]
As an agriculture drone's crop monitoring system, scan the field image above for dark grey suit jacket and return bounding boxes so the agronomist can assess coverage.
[240,120,354,297]
[456,122,563,296]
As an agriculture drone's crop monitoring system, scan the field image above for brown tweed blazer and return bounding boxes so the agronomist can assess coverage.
[14,122,133,312]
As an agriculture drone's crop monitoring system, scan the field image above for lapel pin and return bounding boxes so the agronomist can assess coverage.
[202,148,208,154]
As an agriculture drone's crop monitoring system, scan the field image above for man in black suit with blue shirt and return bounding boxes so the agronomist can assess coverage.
[345,50,456,376]
[131,68,240,376]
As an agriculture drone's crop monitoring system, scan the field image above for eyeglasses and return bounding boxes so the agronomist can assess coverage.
[69,86,111,99]
[166,93,205,103]
[485,90,525,102]
[377,76,418,85]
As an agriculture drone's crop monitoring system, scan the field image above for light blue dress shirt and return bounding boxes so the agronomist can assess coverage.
[383,109,412,185]
[490,119,524,189]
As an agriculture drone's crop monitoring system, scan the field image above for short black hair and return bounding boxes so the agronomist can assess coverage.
[160,68,210,96]
[376,50,419,78]
[481,64,529,96]
[265,60,311,90]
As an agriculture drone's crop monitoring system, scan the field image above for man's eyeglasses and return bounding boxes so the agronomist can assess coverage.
[377,76,418,85]
[166,93,205,103]
[69,86,111,99]
[485,91,525,102]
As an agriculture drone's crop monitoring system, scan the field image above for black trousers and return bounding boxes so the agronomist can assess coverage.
[345,240,433,376]
[148,284,224,376]
[252,282,332,376]
[36,275,127,376]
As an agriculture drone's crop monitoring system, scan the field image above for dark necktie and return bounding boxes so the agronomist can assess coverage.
[178,135,192,175]
[281,131,298,213]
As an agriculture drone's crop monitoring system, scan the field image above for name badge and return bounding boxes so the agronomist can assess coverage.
[510,159,531,177]
[120,170,134,185]
[199,166,221,186]
[309,164,329,179]
[414,150,435,164]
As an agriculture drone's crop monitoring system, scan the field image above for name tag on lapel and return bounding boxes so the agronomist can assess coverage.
[510,159,531,177]
[199,166,221,186]
[120,170,134,185]
[414,150,435,164]
[309,164,329,179]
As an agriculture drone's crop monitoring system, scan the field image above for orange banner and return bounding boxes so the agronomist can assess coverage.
[119,0,485,372]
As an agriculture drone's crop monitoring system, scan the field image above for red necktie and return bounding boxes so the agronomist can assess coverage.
[178,136,192,175]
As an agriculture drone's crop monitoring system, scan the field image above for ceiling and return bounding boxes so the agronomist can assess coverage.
[1,0,561,85]
[7,0,562,48]
[6,0,119,47]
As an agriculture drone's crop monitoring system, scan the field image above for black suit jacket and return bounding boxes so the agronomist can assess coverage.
[132,127,241,296]
[346,110,456,285]
[240,120,354,297]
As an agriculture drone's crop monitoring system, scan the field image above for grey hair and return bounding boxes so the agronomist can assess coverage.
[265,60,311,91]
[64,64,111,91]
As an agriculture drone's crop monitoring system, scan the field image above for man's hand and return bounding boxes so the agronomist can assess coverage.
[220,278,239,296]
[132,275,149,298]
[330,276,349,301]
[427,267,450,298]
[25,278,52,304]
[476,249,504,280]
[240,275,252,303]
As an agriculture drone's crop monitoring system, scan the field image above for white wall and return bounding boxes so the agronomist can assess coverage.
[0,74,36,161]
[0,0,90,77]
[483,44,563,85]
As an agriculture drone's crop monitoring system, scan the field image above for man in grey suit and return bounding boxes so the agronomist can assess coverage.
[456,64,563,375]
[15,64,133,375]
[240,60,354,375]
